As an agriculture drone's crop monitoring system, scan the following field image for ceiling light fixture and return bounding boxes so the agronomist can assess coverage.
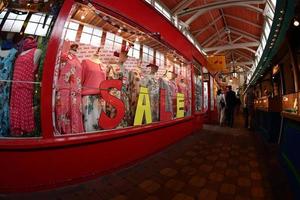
[294,19,299,27]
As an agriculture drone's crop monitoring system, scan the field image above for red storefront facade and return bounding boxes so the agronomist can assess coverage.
[0,0,213,193]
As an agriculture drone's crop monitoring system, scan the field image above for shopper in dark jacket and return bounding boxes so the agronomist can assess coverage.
[225,85,237,127]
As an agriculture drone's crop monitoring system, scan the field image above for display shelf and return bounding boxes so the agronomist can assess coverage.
[254,96,282,112]
[282,93,298,115]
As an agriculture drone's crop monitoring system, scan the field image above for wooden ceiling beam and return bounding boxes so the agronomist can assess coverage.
[179,0,265,25]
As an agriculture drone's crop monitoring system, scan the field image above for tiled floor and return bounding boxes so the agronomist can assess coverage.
[1,115,293,200]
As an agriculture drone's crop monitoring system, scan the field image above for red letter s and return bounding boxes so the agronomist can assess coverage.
[99,80,125,129]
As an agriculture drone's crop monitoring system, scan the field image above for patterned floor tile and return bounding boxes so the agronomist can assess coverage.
[3,115,293,200]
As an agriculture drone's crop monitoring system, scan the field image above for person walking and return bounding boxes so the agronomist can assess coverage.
[216,89,226,126]
[225,85,237,128]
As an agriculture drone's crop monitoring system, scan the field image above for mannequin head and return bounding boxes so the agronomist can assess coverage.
[114,43,132,64]
[69,43,78,55]
[147,63,159,74]
[167,70,177,80]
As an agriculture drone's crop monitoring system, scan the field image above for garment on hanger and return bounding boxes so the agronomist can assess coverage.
[169,79,178,118]
[55,53,84,134]
[81,59,106,132]
[141,74,160,122]
[10,48,37,136]
[0,48,17,136]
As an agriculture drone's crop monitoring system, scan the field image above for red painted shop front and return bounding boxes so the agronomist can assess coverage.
[0,0,207,193]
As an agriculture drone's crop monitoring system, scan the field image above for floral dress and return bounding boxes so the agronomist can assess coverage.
[169,79,178,118]
[141,74,160,122]
[0,48,17,136]
[81,59,106,132]
[105,64,130,128]
[55,53,84,134]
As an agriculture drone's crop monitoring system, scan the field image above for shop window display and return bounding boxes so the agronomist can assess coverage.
[52,3,192,135]
[193,64,203,112]
[0,1,63,137]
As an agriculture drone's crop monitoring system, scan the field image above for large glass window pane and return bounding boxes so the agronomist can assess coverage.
[65,29,77,41]
[2,19,14,31]
[24,23,38,35]
[36,24,49,37]
[52,3,192,136]
[80,32,92,44]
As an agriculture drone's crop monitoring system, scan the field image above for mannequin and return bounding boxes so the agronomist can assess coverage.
[104,44,131,128]
[167,68,178,118]
[55,43,84,134]
[10,36,42,136]
[81,48,106,132]
[0,42,17,137]
[141,63,160,122]
[159,70,172,116]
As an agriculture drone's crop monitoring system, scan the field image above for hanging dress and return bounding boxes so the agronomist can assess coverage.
[55,53,84,134]
[105,64,130,128]
[81,59,106,132]
[169,79,178,118]
[10,48,37,136]
[141,74,160,122]
[0,48,17,136]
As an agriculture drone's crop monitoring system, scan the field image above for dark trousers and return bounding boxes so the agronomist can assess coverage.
[226,107,235,127]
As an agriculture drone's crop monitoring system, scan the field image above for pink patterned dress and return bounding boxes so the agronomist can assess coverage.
[55,53,84,134]
[10,48,36,136]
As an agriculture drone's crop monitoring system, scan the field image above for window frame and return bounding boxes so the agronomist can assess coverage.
[142,45,154,63]
[104,32,123,51]
[79,25,103,47]
[1,11,28,33]
[24,13,53,37]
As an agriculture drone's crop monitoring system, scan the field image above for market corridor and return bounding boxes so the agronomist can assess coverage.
[2,115,292,200]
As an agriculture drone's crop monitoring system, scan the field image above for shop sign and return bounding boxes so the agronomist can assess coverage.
[98,80,185,129]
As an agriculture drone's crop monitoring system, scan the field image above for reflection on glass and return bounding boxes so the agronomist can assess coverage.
[204,82,208,111]
[194,70,203,112]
